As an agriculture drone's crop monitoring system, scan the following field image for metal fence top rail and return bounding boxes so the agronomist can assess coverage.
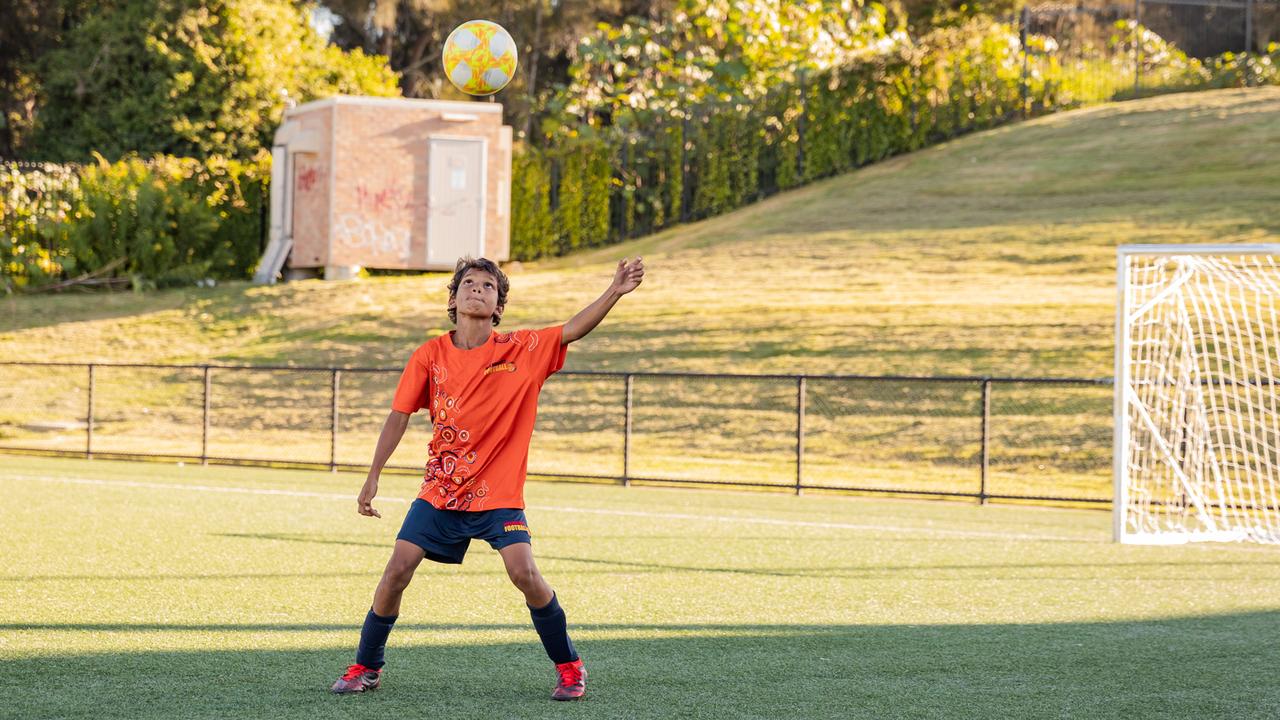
[0,360,1114,384]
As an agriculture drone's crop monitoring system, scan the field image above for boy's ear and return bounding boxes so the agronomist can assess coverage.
[447,295,456,311]
[494,303,504,320]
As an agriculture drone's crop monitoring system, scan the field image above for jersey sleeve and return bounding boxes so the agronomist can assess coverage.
[532,325,569,380]
[391,345,431,414]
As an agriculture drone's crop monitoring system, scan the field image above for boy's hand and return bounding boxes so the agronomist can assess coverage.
[563,257,645,344]
[610,257,644,296]
[357,476,382,518]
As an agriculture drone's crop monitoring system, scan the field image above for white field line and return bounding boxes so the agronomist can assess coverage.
[0,473,1098,543]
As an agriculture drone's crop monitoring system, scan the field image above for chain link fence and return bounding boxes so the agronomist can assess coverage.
[1019,0,1279,106]
[0,362,1114,505]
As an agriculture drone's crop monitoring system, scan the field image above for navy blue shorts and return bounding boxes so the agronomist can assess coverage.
[396,499,532,564]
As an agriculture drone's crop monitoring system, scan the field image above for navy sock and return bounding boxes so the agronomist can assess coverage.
[355,609,398,670]
[529,593,578,665]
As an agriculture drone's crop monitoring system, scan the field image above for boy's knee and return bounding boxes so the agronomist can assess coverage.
[384,560,418,589]
[507,565,541,592]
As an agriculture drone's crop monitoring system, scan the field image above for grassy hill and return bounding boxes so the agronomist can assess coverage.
[3,87,1278,377]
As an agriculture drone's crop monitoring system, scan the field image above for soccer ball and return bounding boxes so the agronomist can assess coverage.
[442,20,518,96]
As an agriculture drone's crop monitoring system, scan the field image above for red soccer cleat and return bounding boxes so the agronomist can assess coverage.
[551,658,587,701]
[331,663,381,694]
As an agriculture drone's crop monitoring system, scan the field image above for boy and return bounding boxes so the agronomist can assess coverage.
[331,255,645,701]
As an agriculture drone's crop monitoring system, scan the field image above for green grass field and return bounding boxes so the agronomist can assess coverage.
[3,454,1280,719]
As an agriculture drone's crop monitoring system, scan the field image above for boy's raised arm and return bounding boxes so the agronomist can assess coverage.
[562,257,645,344]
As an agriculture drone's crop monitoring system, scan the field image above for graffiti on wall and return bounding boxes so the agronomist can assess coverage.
[297,166,321,193]
[291,160,328,263]
[332,214,411,261]
[355,183,412,213]
[332,179,415,262]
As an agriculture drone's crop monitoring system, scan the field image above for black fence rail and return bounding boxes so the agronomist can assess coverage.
[0,362,1115,506]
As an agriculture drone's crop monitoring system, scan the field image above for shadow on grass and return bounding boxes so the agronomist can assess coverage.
[205,533,1279,583]
[6,553,1277,585]
[10,612,1280,719]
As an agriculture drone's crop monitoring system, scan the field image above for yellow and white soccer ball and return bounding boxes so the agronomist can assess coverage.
[442,20,518,96]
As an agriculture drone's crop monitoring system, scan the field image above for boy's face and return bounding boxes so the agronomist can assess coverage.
[450,268,503,324]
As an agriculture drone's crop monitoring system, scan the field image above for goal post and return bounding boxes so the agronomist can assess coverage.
[1115,244,1280,545]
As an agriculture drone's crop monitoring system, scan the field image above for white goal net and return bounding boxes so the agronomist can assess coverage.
[1116,245,1280,544]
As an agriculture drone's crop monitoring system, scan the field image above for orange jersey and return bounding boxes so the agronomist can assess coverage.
[391,325,568,511]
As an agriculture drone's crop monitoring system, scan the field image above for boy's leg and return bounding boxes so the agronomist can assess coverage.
[372,539,428,617]
[499,541,553,608]
[498,543,585,700]
[333,540,425,693]
[361,540,427,666]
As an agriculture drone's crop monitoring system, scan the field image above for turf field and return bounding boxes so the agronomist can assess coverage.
[3,454,1279,719]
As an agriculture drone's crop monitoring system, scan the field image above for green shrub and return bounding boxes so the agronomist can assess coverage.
[1,152,269,291]
[510,149,554,260]
[0,162,80,292]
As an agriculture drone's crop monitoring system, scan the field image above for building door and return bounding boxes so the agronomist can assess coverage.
[427,137,486,267]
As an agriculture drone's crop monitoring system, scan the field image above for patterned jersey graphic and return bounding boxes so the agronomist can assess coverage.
[423,360,487,510]
[441,20,518,96]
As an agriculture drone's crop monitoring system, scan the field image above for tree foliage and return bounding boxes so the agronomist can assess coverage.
[0,1,98,157]
[313,0,668,137]
[27,0,400,161]
[550,0,906,130]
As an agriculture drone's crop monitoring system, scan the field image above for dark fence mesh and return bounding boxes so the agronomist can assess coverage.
[206,368,332,464]
[91,366,204,457]
[1143,1,1248,57]
[0,364,89,454]
[531,373,627,479]
[986,380,1113,501]
[1023,5,1136,107]
[806,378,983,496]
[334,369,433,471]
[628,375,799,486]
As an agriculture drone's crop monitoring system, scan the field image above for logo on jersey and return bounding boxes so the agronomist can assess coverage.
[484,361,517,376]
[495,329,539,351]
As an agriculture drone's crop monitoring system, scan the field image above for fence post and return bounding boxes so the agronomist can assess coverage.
[623,373,633,486]
[86,363,95,460]
[549,155,561,212]
[331,369,341,473]
[201,366,211,465]
[622,139,632,239]
[797,69,807,181]
[795,376,806,496]
[979,379,992,504]
[1020,6,1031,117]
[680,109,691,222]
[1133,0,1142,97]
[1245,0,1254,87]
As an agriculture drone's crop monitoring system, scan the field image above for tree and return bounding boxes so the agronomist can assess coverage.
[553,0,902,131]
[314,0,664,139]
[28,0,401,161]
[0,0,96,157]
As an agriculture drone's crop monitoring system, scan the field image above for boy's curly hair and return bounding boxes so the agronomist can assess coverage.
[447,257,509,326]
